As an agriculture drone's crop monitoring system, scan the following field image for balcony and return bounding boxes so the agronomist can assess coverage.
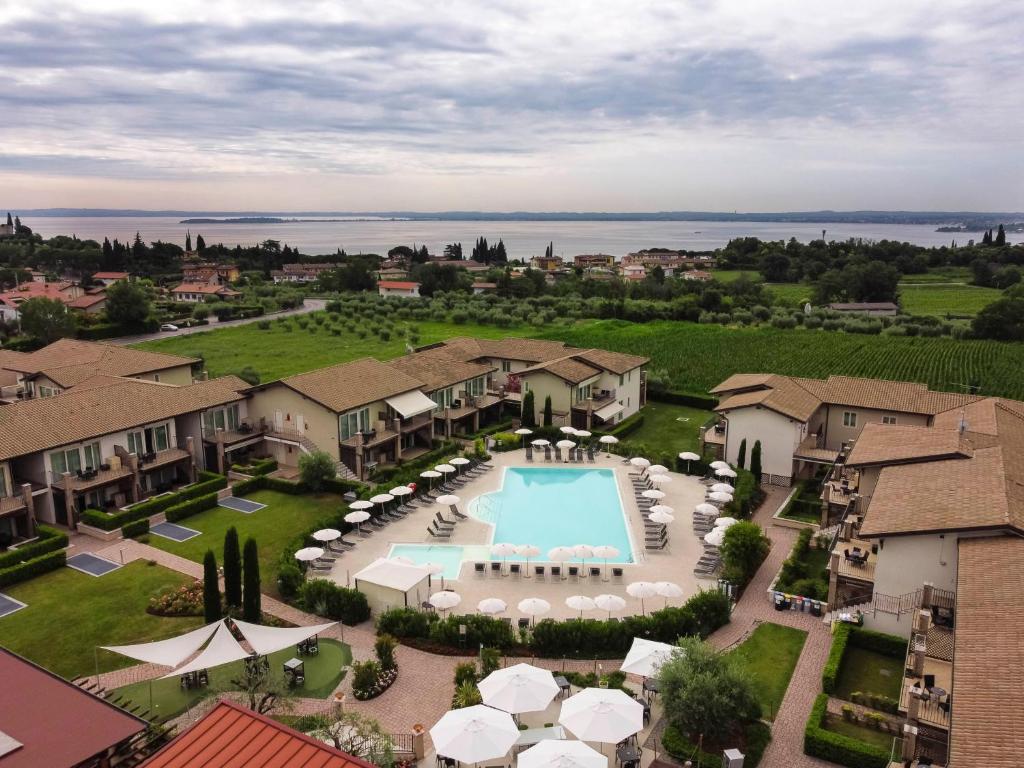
[834,537,877,583]
[794,434,840,463]
[572,388,617,412]
[342,428,399,449]
[0,494,27,517]
[400,412,433,432]
[51,465,134,493]
[203,418,266,445]
[138,448,192,472]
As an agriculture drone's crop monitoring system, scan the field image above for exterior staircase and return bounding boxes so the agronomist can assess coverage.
[335,461,359,482]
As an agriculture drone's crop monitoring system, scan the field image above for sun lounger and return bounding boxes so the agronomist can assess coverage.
[612,567,624,580]
[434,512,456,528]
[475,562,486,577]
[554,447,563,461]
[370,515,388,529]
[510,563,521,577]
[534,565,546,580]
[646,539,668,551]
[550,566,562,579]
[526,446,534,462]
[586,448,595,463]
[568,566,580,579]
[449,507,468,520]
[428,525,452,539]
[544,446,552,461]
[490,562,502,577]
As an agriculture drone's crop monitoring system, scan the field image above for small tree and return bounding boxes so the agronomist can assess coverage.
[19,297,76,343]
[736,438,747,469]
[299,450,336,491]
[308,711,395,765]
[521,390,536,427]
[202,550,221,623]
[105,281,153,329]
[228,665,293,715]
[242,536,261,623]
[750,440,762,483]
[223,527,242,609]
[192,304,210,320]
[453,680,483,708]
[542,395,553,426]
[720,521,770,585]
[374,633,397,671]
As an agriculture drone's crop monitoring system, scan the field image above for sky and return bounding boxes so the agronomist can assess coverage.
[1,0,1022,212]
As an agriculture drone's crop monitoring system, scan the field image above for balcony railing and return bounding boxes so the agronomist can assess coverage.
[0,495,27,516]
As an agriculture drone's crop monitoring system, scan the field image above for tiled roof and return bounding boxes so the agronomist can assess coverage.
[1,339,198,388]
[277,357,424,414]
[709,373,776,394]
[0,375,248,461]
[521,355,602,384]
[438,337,572,363]
[66,293,107,308]
[377,281,419,289]
[846,423,972,466]
[950,537,1024,768]
[171,283,240,295]
[142,700,372,768]
[716,376,821,421]
[572,348,648,374]
[0,648,146,768]
[387,349,494,392]
[92,271,129,279]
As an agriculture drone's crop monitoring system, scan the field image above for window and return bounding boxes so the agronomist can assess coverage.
[0,469,8,498]
[128,431,144,456]
[49,448,82,479]
[340,407,370,440]
[38,385,58,398]
[523,381,529,392]
[619,374,624,386]
[501,361,511,373]
[467,377,485,397]
[576,384,592,401]
[83,442,102,469]
[227,404,239,430]
[430,388,453,411]
[153,374,160,382]
[153,425,169,451]
[882,415,897,425]
[843,411,858,428]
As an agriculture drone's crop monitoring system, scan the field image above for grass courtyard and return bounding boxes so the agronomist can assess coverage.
[833,646,904,701]
[111,639,351,722]
[823,716,897,750]
[147,489,343,598]
[729,622,807,720]
[0,562,203,679]
[626,401,715,455]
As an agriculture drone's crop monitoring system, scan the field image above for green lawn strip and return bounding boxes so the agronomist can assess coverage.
[136,319,547,381]
[778,481,823,523]
[729,622,807,720]
[898,284,1002,317]
[1,562,202,679]
[111,639,351,721]
[147,490,343,599]
[626,401,715,455]
[833,647,903,700]
[822,716,897,750]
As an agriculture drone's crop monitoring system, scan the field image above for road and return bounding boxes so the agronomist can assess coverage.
[111,298,326,345]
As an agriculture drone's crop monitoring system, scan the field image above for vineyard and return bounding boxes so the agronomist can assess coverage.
[541,320,1024,400]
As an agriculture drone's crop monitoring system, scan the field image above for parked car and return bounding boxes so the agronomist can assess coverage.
[159,323,179,332]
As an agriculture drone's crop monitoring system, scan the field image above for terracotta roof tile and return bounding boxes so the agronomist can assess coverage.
[846,423,972,466]
[708,373,775,393]
[571,348,648,374]
[2,339,198,387]
[388,349,494,392]
[950,537,1024,768]
[716,377,821,421]
[520,355,602,384]
[278,358,424,413]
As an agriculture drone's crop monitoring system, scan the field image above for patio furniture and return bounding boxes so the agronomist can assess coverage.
[509,563,521,577]
[284,657,305,686]
[491,562,502,577]
[615,743,642,765]
[434,512,456,528]
[534,565,546,580]
[544,447,552,461]
[554,675,571,697]
[526,446,534,462]
[518,618,530,630]
[550,566,561,579]
[611,567,624,580]
[554,447,563,461]
[297,635,319,655]
[475,562,486,576]
[515,725,566,750]
[568,566,579,579]
[428,525,453,539]
[589,566,601,578]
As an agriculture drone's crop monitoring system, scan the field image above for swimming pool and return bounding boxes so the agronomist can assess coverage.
[472,467,633,563]
[387,544,468,580]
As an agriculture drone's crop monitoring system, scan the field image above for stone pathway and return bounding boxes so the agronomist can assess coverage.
[92,486,834,765]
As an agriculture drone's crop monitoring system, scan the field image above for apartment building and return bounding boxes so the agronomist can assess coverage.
[181,263,241,284]
[170,283,242,302]
[573,254,615,270]
[271,263,337,283]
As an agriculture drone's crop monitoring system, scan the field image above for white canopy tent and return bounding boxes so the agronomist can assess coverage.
[619,637,677,677]
[353,557,432,614]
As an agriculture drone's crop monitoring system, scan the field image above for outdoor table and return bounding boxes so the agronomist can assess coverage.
[554,675,571,697]
[928,686,948,699]
[283,657,305,684]
[642,678,660,695]
[515,725,565,749]
[615,744,641,764]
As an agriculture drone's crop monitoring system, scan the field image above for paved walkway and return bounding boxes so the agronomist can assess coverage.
[93,487,833,764]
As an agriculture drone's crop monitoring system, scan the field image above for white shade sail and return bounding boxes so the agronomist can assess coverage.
[103,622,219,668]
[641,489,665,501]
[429,591,462,610]
[679,452,700,461]
[654,581,684,599]
[436,494,461,506]
[385,389,437,419]
[312,528,341,542]
[369,493,394,504]
[430,705,520,764]
[231,619,337,656]
[593,594,626,613]
[629,457,650,468]
[161,622,250,679]
[478,598,507,615]
[566,595,597,613]
[344,510,370,523]
[450,457,471,466]
[478,663,560,714]
[349,500,373,510]
[519,739,607,768]
[514,428,534,435]
[599,435,619,445]
[559,688,644,744]
[620,637,677,677]
[518,598,552,616]
[295,547,324,562]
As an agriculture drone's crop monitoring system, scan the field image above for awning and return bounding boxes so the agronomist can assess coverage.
[385,389,437,419]
[595,402,624,421]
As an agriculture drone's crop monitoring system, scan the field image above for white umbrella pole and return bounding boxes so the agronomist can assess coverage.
[603,557,609,583]
[525,556,532,579]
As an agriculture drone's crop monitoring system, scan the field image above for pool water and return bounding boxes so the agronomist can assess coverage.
[388,544,467,580]
[472,467,633,563]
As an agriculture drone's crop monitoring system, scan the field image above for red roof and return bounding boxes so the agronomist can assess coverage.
[171,283,241,295]
[377,281,419,290]
[67,293,107,308]
[0,648,146,767]
[92,271,129,279]
[142,701,376,768]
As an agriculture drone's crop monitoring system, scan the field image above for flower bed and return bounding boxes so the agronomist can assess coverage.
[351,661,398,700]
[148,579,205,617]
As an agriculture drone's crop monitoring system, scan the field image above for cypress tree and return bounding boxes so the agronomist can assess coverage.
[242,537,261,623]
[5,212,11,226]
[185,230,192,252]
[750,440,763,485]
[736,438,747,469]
[196,234,206,252]
[521,390,536,427]
[202,550,221,624]
[543,395,553,426]
[223,526,242,609]
[996,224,1006,246]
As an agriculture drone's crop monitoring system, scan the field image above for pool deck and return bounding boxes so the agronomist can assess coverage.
[325,450,709,620]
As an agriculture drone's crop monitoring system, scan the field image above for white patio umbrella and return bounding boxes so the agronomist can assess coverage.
[708,491,733,503]
[478,597,507,615]
[435,465,456,485]
[560,426,578,435]
[515,427,533,448]
[450,456,471,476]
[647,504,674,516]
[519,739,607,768]
[591,545,620,581]
[547,546,574,579]
[312,528,340,543]
[294,547,324,563]
[559,688,644,745]
[369,493,394,521]
[390,555,415,565]
[531,438,551,447]
[620,637,678,677]
[389,485,413,498]
[436,494,461,518]
[709,460,730,470]
[714,516,739,528]
[566,595,597,617]
[704,528,726,547]
[710,482,735,494]
[648,473,672,486]
[654,581,685,605]
[648,510,675,525]
[420,469,442,490]
[679,451,700,472]
[518,597,551,624]
[517,544,541,578]
[626,581,658,615]
[491,542,518,574]
[694,502,719,516]
[648,464,669,475]
[574,430,592,442]
[479,663,560,715]
[629,457,651,470]
[349,500,373,511]
[594,593,626,618]
[572,544,595,572]
[715,466,738,479]
[641,489,665,501]
[556,439,576,461]
[430,705,519,765]
[599,435,619,456]
[429,590,462,616]
[423,561,447,590]
[344,509,370,535]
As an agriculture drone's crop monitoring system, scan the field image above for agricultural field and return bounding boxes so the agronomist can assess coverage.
[766,283,814,307]
[898,283,1002,317]
[543,319,1024,400]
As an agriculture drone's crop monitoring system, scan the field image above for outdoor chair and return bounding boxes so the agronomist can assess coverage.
[554,447,563,461]
[589,566,601,578]
[586,448,595,463]
[612,567,624,580]
[518,618,530,630]
[568,566,580,579]
[491,562,502,577]
[474,562,486,577]
[450,507,468,520]
[428,525,452,539]
[550,566,562,579]
[526,447,534,462]
[924,674,936,689]
[509,563,521,577]
[646,539,668,551]
[534,565,546,580]
[544,447,552,461]
[434,512,456,528]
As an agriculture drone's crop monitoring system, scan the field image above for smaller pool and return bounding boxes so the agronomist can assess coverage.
[388,544,466,580]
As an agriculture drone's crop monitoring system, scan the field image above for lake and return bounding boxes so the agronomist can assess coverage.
[24,216,1021,259]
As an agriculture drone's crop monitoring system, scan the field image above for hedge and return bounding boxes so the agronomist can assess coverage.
[647,390,719,410]
[0,549,67,588]
[803,693,890,768]
[164,493,218,522]
[79,472,227,531]
[0,526,67,569]
[376,609,517,650]
[822,623,851,694]
[231,457,277,476]
[298,579,371,625]
[600,411,645,439]
[78,319,159,340]
[662,721,771,768]
[848,626,907,658]
[122,518,150,538]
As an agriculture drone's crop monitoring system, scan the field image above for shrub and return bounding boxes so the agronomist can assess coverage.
[351,660,381,695]
[454,661,478,687]
[164,493,218,522]
[720,521,770,586]
[848,626,907,657]
[822,623,851,694]
[242,536,261,622]
[804,694,889,768]
[276,563,304,600]
[0,526,67,569]
[298,579,371,625]
[377,607,435,638]
[375,634,398,671]
[122,518,150,538]
[299,450,336,491]
[0,549,66,588]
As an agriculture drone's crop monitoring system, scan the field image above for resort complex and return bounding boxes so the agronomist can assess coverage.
[0,335,1017,768]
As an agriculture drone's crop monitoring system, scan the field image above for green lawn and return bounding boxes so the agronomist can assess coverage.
[824,716,897,750]
[898,283,1002,317]
[834,647,904,701]
[1,562,202,679]
[111,639,351,722]
[766,283,814,307]
[710,270,760,283]
[778,480,824,524]
[729,622,807,720]
[627,401,715,455]
[137,317,545,381]
[147,489,343,598]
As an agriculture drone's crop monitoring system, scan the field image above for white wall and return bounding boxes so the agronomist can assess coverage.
[872,534,961,597]
[723,407,802,478]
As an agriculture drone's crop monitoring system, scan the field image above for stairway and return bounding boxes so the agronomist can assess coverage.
[335,461,359,482]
